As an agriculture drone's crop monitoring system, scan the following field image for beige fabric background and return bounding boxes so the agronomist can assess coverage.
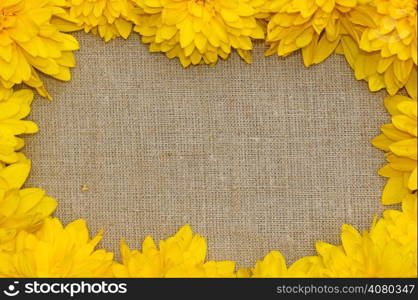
[25,32,389,267]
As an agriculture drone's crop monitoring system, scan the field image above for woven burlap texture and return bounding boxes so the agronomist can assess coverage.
[25,33,389,267]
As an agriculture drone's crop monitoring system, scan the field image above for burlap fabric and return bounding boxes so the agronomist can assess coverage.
[25,32,389,267]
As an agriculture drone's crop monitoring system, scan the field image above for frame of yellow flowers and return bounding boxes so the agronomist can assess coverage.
[0,0,416,277]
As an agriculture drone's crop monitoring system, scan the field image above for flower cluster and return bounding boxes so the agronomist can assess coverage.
[1,198,415,278]
[240,194,417,278]
[1,0,417,95]
[0,0,416,278]
[265,0,417,96]
[130,0,266,67]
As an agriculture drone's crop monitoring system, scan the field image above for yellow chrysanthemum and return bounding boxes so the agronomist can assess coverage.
[373,193,417,253]
[360,0,417,95]
[247,194,417,278]
[355,0,417,95]
[0,217,114,277]
[0,0,79,98]
[306,232,415,277]
[113,224,236,277]
[372,95,417,205]
[0,89,38,164]
[307,194,417,277]
[265,0,372,67]
[0,156,57,251]
[60,0,136,42]
[131,0,266,67]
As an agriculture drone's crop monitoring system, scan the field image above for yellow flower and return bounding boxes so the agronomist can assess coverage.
[0,217,114,277]
[0,0,79,98]
[0,89,38,164]
[62,0,135,42]
[373,193,417,253]
[337,0,417,96]
[289,194,417,277]
[131,0,266,67]
[243,194,417,278]
[372,95,417,205]
[265,0,372,67]
[313,227,415,277]
[112,224,236,277]
[315,196,417,277]
[0,156,57,251]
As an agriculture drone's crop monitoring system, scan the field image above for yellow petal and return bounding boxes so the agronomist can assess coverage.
[408,168,417,190]
[382,176,410,205]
